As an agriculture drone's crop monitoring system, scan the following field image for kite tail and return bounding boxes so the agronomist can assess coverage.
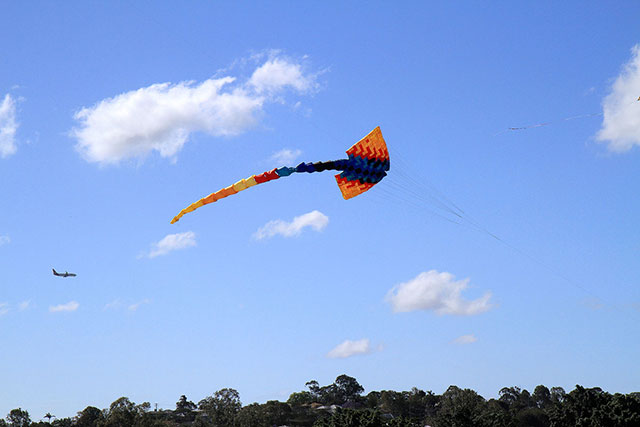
[170,126,390,223]
[170,160,350,224]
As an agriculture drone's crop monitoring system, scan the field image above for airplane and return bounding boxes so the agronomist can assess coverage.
[52,268,76,278]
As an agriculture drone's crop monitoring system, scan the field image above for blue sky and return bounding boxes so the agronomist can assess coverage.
[2,0,640,420]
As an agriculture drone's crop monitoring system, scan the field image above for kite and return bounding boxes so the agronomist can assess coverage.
[500,112,602,133]
[501,97,640,134]
[52,268,76,278]
[171,126,390,224]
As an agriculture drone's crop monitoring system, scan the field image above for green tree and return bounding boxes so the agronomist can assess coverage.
[235,400,292,427]
[498,387,522,410]
[306,381,322,402]
[261,400,292,426]
[289,403,322,427]
[51,418,73,427]
[174,395,196,423]
[99,397,139,427]
[514,408,548,427]
[423,390,440,420]
[499,386,535,418]
[474,398,513,427]
[378,391,408,417]
[603,392,640,426]
[548,385,610,427]
[7,408,31,427]
[313,408,383,427]
[435,385,486,427]
[405,387,428,420]
[234,403,262,427]
[76,406,103,427]
[365,392,380,410]
[549,387,566,404]
[198,388,241,427]
[333,375,364,404]
[532,385,552,409]
[288,391,314,407]
[176,395,196,413]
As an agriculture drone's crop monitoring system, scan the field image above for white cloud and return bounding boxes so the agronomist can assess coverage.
[269,148,302,165]
[254,210,328,239]
[128,299,150,311]
[104,298,150,311]
[49,301,79,313]
[18,300,30,311]
[72,55,317,165]
[0,235,9,246]
[0,303,8,316]
[0,94,18,158]
[386,270,493,316]
[597,45,640,152]
[327,338,373,359]
[453,334,478,345]
[249,57,316,94]
[147,231,196,258]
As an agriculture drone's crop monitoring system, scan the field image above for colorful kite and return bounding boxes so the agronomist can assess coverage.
[170,126,390,224]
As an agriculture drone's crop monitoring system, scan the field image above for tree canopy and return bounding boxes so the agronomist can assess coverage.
[4,377,639,427]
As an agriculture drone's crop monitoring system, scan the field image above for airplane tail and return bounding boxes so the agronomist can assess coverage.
[52,268,58,275]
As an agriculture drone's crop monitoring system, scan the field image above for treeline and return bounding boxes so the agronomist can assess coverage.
[3,375,639,426]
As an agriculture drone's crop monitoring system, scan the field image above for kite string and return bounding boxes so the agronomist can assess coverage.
[384,145,614,306]
[306,108,628,307]
[390,150,466,217]
[386,147,490,234]
[370,184,463,226]
[493,112,602,136]
[496,97,640,135]
[388,148,497,235]
[307,98,638,310]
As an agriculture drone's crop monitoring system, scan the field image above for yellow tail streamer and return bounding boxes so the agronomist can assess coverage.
[170,176,258,224]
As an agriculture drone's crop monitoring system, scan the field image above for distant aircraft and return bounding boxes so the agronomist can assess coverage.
[52,268,76,278]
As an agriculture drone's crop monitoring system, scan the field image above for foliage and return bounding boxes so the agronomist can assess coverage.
[288,391,314,406]
[3,379,639,427]
[234,400,291,427]
[7,408,31,427]
[197,388,241,427]
[548,385,640,427]
[174,396,196,424]
[313,408,420,427]
[304,375,365,406]
[75,407,102,427]
[313,408,383,427]
[435,385,486,427]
